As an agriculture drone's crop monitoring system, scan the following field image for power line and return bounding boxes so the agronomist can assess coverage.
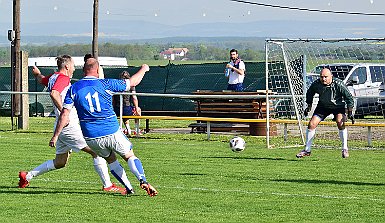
[230,0,385,16]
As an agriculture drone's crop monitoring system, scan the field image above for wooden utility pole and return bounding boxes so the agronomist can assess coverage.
[92,0,99,59]
[12,0,21,117]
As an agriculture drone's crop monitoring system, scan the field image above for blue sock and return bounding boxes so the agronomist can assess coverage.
[127,156,147,183]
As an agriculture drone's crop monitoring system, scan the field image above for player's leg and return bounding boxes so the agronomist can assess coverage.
[81,146,125,192]
[103,152,134,194]
[123,150,158,197]
[124,150,147,183]
[335,111,349,158]
[114,131,158,196]
[18,152,69,188]
[296,107,325,158]
[86,137,134,194]
[124,119,131,136]
[66,125,123,192]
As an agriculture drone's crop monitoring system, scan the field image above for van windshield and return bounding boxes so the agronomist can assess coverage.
[311,65,354,80]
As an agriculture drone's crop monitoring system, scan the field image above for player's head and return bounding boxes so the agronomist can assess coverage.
[56,55,75,77]
[83,58,100,78]
[230,49,238,61]
[83,53,93,62]
[320,68,333,85]
[120,71,130,79]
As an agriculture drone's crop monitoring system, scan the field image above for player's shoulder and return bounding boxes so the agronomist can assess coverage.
[332,77,346,87]
[311,78,322,86]
[332,77,343,82]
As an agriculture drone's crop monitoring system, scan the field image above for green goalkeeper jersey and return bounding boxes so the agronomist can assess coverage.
[306,77,354,109]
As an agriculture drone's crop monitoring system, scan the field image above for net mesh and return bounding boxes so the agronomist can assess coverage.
[266,38,385,148]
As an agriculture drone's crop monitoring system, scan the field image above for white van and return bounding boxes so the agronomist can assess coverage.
[310,63,385,118]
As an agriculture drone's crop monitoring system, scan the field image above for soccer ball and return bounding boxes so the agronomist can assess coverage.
[229,136,246,152]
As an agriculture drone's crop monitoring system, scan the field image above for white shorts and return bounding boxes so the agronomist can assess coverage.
[55,124,88,155]
[85,130,133,158]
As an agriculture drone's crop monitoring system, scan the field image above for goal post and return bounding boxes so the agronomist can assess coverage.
[265,38,385,149]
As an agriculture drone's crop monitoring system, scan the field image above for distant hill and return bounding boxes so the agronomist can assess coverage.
[1,19,385,46]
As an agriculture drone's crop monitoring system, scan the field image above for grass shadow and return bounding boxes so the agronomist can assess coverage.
[0,185,140,196]
[180,173,206,176]
[272,179,385,186]
[202,156,289,161]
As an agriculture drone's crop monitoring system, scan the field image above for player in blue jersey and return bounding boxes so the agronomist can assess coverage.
[50,58,157,196]
[18,55,125,194]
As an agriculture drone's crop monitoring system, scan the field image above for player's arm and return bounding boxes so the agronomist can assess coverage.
[341,84,355,110]
[129,64,150,87]
[49,108,70,147]
[304,83,316,116]
[131,87,141,116]
[226,63,245,75]
[49,75,70,111]
[305,83,316,106]
[340,83,355,123]
[50,89,63,111]
[32,66,48,85]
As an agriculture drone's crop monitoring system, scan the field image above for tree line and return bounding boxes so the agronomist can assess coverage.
[0,43,265,66]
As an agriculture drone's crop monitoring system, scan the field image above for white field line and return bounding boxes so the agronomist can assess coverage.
[18,178,384,202]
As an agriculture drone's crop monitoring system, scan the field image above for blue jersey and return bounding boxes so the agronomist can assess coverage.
[63,76,129,138]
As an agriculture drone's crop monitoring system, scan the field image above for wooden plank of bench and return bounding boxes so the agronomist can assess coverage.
[199,107,259,111]
[198,102,259,106]
[188,122,249,133]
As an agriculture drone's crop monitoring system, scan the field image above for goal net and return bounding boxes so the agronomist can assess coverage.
[265,38,385,149]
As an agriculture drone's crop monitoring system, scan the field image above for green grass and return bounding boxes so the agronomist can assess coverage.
[0,117,384,222]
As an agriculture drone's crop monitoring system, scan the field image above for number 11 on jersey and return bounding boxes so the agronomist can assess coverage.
[85,92,101,113]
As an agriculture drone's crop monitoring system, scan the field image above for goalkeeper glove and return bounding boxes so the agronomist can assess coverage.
[348,110,355,124]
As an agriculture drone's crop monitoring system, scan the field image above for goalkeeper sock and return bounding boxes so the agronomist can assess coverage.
[127,156,147,183]
[305,129,316,151]
[93,157,112,188]
[339,129,348,150]
[109,160,133,191]
[27,159,56,181]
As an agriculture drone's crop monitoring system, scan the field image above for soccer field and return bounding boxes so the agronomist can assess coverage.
[0,118,384,222]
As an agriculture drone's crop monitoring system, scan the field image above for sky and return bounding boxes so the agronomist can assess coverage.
[1,0,384,26]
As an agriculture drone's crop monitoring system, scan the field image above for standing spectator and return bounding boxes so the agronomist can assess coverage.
[50,58,157,196]
[296,68,355,159]
[113,71,142,136]
[225,49,246,92]
[18,55,125,194]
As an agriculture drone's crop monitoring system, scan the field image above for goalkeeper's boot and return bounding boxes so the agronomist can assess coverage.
[296,149,311,158]
[140,180,158,197]
[342,149,349,158]
[18,171,30,188]
[102,183,126,195]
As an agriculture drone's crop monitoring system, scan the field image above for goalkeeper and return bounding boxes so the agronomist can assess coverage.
[296,68,354,159]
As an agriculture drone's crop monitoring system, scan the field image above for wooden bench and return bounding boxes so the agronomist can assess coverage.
[138,111,196,133]
[190,90,276,136]
[120,115,385,146]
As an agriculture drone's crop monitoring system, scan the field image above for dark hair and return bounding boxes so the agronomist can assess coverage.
[120,71,130,79]
[56,55,72,70]
[84,53,93,62]
[230,49,238,54]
